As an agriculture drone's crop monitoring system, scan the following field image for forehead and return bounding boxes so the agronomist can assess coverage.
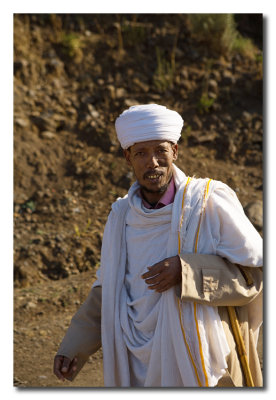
[130,140,171,151]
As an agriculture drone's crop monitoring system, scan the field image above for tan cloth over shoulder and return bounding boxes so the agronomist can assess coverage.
[56,253,263,387]
[179,253,263,387]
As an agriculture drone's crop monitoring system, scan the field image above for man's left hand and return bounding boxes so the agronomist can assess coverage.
[141,255,182,293]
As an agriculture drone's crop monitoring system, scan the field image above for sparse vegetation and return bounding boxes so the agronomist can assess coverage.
[188,14,258,58]
[197,94,215,114]
[153,47,175,92]
[60,32,83,61]
[121,20,147,47]
[232,34,258,59]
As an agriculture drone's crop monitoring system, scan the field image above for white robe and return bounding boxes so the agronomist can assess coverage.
[93,165,262,387]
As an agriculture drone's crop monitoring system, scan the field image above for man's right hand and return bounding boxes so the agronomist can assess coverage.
[53,355,78,381]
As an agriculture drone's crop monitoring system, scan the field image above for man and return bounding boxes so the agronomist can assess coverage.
[54,104,263,387]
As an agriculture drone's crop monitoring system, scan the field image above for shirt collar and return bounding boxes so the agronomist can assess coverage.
[140,177,176,209]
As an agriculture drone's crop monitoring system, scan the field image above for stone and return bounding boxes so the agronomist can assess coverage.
[116,87,127,98]
[222,70,235,85]
[208,79,218,94]
[244,200,263,231]
[30,114,55,132]
[242,111,253,122]
[124,99,139,107]
[23,301,37,310]
[132,77,149,93]
[181,79,193,91]
[180,68,189,80]
[191,115,203,130]
[41,131,56,140]
[107,84,116,99]
[15,118,29,128]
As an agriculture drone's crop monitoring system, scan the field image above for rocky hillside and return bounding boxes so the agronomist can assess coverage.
[14,14,263,288]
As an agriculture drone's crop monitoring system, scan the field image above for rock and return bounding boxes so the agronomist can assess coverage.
[107,84,116,99]
[221,70,235,85]
[45,58,64,75]
[23,301,37,310]
[124,99,139,107]
[15,118,29,128]
[188,131,217,146]
[87,104,100,118]
[41,131,56,140]
[242,111,253,122]
[116,87,127,98]
[210,69,221,81]
[14,59,28,76]
[191,115,203,130]
[254,119,262,131]
[132,77,149,93]
[180,68,189,80]
[30,114,56,132]
[181,79,194,91]
[244,200,263,231]
[208,79,218,94]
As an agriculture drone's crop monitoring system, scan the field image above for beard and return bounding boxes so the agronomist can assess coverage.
[140,174,172,194]
[140,182,169,194]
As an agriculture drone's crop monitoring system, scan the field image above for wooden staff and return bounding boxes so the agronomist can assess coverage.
[227,306,254,387]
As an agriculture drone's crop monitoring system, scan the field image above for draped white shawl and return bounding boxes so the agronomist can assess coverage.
[93,164,262,387]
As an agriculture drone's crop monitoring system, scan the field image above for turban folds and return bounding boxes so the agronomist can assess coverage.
[115,104,184,149]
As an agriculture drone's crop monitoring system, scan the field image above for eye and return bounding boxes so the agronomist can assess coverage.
[134,151,145,157]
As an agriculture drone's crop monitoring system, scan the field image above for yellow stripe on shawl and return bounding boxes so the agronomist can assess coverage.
[194,179,212,253]
[177,177,203,386]
[177,299,202,387]
[178,178,212,387]
[178,177,192,253]
[193,179,212,387]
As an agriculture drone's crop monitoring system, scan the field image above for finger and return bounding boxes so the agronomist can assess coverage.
[152,275,174,291]
[144,269,170,284]
[147,277,168,290]
[156,283,172,293]
[141,260,169,279]
[67,357,78,375]
[61,356,72,373]
[53,356,66,381]
[153,278,173,292]
[144,274,162,285]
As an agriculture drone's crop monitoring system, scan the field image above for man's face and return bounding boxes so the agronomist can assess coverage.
[124,140,178,203]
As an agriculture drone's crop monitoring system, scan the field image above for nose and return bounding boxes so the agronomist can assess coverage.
[147,154,159,169]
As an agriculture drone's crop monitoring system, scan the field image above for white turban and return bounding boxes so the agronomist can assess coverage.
[115,104,184,149]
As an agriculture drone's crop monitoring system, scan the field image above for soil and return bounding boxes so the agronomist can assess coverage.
[13,14,263,387]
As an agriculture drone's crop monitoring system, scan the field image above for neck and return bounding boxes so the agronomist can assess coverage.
[140,176,173,205]
[140,188,166,205]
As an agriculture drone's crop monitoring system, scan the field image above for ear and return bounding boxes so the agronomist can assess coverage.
[123,149,132,166]
[172,143,178,161]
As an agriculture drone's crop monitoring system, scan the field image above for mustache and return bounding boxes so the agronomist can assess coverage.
[143,171,163,179]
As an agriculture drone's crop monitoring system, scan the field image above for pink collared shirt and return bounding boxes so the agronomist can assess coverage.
[141,177,176,209]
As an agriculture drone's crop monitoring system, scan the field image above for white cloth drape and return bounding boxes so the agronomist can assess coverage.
[93,165,262,387]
